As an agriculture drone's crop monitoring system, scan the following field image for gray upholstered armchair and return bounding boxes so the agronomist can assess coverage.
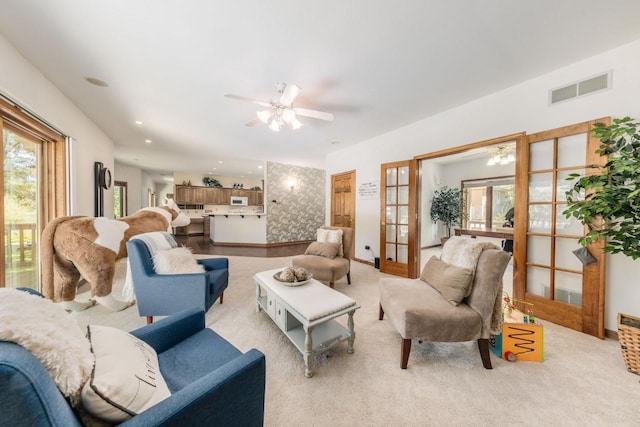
[292,226,353,289]
[378,237,510,369]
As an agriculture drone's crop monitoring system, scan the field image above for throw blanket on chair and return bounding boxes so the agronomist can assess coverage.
[440,236,505,335]
[123,232,178,301]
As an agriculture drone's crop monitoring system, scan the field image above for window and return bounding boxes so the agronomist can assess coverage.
[114,181,127,218]
[1,97,66,290]
[461,176,514,229]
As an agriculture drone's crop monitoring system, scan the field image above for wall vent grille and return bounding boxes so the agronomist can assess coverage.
[549,71,612,105]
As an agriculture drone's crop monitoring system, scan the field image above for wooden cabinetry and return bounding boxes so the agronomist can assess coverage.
[249,190,263,206]
[175,185,262,206]
[174,185,190,204]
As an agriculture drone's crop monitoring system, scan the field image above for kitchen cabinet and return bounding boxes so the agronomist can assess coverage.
[175,185,204,204]
[175,185,262,206]
[231,189,250,198]
[249,190,263,206]
[174,185,190,204]
[203,216,211,236]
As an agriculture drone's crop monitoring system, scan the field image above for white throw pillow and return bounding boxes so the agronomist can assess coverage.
[317,228,344,257]
[81,325,171,423]
[0,288,93,405]
[152,247,206,274]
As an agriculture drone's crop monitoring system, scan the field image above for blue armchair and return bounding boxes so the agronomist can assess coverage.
[126,239,229,324]
[0,307,266,427]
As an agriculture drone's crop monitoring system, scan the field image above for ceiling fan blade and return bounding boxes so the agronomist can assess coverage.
[244,118,261,127]
[293,108,334,122]
[224,94,271,108]
[279,83,301,106]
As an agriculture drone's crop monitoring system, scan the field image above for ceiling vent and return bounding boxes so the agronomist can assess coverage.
[549,71,612,105]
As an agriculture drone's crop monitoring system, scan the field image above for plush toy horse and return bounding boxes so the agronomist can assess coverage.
[40,198,190,311]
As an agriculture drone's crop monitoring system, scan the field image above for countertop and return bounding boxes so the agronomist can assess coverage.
[203,212,264,216]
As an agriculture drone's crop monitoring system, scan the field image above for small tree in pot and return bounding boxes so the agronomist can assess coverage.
[430,186,465,244]
[563,116,640,375]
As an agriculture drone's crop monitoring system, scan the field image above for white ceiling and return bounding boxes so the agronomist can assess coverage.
[1,1,640,182]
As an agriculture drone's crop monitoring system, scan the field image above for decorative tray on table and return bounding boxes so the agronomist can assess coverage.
[273,267,313,287]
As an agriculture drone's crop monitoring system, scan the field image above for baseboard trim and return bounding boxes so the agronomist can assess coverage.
[211,240,313,248]
[605,328,618,340]
[421,244,442,249]
[354,257,375,267]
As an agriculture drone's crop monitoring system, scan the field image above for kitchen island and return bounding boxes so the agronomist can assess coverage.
[208,213,266,245]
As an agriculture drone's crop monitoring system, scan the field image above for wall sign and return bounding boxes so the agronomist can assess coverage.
[358,181,379,199]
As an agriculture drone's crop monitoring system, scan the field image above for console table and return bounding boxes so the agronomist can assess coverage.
[454,228,514,239]
[253,269,360,378]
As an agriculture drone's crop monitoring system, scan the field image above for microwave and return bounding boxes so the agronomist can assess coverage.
[230,196,248,206]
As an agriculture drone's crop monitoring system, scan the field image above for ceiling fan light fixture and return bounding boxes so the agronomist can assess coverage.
[257,109,272,123]
[290,118,303,130]
[269,119,281,132]
[282,108,296,123]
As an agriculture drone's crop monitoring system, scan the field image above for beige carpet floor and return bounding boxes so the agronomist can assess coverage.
[71,256,640,427]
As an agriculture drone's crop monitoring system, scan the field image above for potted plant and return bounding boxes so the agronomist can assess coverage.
[430,186,465,245]
[563,116,640,375]
[202,176,222,188]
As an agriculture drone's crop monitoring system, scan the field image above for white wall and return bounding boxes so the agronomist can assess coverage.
[0,34,115,217]
[141,171,156,207]
[113,162,143,214]
[173,172,263,190]
[155,181,174,203]
[326,38,640,331]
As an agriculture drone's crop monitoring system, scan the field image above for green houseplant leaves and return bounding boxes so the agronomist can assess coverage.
[563,117,640,259]
[202,176,222,187]
[430,186,465,238]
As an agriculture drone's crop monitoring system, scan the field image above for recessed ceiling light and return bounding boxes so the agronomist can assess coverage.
[248,171,253,174]
[213,167,217,170]
[145,139,152,143]
[258,165,263,169]
[85,77,109,87]
[218,161,223,164]
[135,120,143,125]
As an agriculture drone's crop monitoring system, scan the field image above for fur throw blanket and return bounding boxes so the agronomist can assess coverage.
[0,288,93,404]
[441,237,505,335]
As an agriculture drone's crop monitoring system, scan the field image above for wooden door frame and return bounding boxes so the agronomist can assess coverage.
[414,131,526,278]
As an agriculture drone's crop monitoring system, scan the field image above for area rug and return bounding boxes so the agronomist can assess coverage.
[71,256,640,427]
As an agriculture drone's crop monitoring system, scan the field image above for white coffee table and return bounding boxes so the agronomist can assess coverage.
[254,268,360,377]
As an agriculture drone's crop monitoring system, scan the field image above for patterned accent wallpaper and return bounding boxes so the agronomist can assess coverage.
[266,161,326,243]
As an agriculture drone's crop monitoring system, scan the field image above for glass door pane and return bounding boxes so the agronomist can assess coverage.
[3,128,39,289]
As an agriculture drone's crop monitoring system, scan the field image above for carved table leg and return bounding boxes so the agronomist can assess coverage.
[347,311,356,354]
[304,326,314,378]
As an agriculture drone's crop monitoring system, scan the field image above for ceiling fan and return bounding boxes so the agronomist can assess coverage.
[224,82,334,132]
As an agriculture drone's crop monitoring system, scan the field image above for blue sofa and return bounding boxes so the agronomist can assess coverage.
[126,239,229,323]
[0,308,266,426]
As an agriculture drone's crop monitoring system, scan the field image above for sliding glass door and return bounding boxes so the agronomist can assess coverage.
[1,97,66,291]
[2,125,40,289]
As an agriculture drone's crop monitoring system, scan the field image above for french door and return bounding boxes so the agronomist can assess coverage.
[514,119,607,338]
[380,160,418,278]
